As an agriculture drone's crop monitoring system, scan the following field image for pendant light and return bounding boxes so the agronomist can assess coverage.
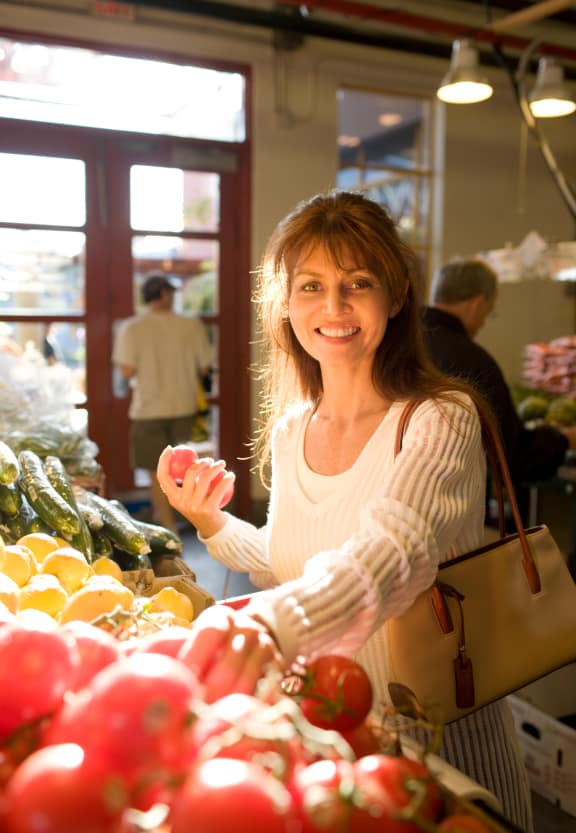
[528,57,576,118]
[436,39,494,104]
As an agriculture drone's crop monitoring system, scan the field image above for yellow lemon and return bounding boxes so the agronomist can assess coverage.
[146,611,192,629]
[40,547,93,594]
[92,556,123,583]
[147,585,194,623]
[3,545,37,587]
[16,608,58,630]
[60,580,135,624]
[16,533,61,565]
[0,572,20,614]
[19,573,68,619]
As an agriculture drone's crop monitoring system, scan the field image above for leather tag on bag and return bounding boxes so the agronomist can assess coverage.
[454,653,475,708]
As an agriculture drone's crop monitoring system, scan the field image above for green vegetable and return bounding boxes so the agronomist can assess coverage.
[84,492,151,556]
[132,519,183,555]
[0,482,22,517]
[18,451,81,538]
[547,397,576,427]
[43,456,94,563]
[517,395,549,422]
[0,441,19,485]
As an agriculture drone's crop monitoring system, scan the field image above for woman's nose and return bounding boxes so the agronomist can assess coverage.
[323,286,349,314]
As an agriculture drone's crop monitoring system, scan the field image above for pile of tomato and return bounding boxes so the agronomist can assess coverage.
[0,611,493,833]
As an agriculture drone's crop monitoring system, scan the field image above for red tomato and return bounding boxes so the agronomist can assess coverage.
[188,693,301,781]
[0,620,79,742]
[6,743,128,833]
[43,654,200,798]
[60,621,121,692]
[292,758,355,833]
[350,754,443,833]
[438,813,494,832]
[286,656,373,732]
[339,721,386,759]
[131,626,193,659]
[168,445,198,483]
[169,758,297,833]
[206,469,235,508]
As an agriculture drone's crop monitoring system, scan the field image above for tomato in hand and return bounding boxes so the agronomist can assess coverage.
[285,655,373,732]
[168,445,234,507]
[168,445,199,483]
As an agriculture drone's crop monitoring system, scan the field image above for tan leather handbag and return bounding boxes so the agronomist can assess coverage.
[385,400,576,725]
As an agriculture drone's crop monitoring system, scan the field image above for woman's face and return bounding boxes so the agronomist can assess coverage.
[287,244,392,373]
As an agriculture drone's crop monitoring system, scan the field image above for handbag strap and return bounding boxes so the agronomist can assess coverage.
[394,399,541,593]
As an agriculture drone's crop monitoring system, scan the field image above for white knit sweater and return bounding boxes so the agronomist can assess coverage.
[200,393,486,712]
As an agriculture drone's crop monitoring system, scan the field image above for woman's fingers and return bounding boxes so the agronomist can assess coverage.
[179,607,284,701]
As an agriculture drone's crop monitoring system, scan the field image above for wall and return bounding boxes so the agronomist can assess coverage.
[1,1,575,503]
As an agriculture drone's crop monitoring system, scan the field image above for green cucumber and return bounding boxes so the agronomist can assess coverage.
[43,456,94,563]
[0,441,19,485]
[0,482,22,517]
[133,519,183,555]
[85,492,151,556]
[18,451,80,538]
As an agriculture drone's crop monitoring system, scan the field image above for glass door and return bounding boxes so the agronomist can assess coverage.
[0,119,251,518]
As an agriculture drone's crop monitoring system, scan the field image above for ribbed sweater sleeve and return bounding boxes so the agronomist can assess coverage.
[203,395,485,664]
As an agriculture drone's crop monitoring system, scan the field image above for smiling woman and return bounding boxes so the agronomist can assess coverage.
[156,189,534,832]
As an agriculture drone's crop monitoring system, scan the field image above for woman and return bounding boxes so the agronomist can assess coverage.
[157,190,533,831]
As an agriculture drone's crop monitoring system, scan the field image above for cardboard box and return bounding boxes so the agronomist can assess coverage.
[508,686,576,817]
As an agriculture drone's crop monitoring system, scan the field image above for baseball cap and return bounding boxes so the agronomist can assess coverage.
[141,273,180,303]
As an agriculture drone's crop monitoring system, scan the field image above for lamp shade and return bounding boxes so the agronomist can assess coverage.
[528,57,576,118]
[437,39,494,104]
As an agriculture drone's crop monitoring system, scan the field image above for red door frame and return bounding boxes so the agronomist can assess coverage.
[0,113,253,519]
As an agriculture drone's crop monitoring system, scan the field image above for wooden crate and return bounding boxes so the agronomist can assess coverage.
[122,555,215,617]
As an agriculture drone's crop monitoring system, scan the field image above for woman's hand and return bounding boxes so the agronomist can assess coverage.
[156,446,235,538]
[178,605,284,703]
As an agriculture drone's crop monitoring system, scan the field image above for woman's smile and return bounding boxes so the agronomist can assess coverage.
[288,245,391,368]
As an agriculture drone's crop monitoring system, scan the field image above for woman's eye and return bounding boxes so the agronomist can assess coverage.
[348,278,372,290]
[301,281,321,292]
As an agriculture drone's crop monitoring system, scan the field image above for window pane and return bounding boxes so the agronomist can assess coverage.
[0,320,86,404]
[338,89,430,171]
[0,153,85,226]
[132,236,219,314]
[130,167,220,233]
[0,229,86,315]
[0,38,245,142]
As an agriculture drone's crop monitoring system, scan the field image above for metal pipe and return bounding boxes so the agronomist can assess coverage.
[486,0,576,33]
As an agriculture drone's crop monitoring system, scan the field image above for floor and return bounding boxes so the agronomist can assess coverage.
[179,526,576,833]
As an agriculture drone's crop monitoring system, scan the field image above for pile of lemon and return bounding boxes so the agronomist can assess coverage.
[0,533,194,630]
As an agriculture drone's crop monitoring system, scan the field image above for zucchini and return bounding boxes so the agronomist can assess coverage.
[2,510,27,542]
[85,492,151,556]
[0,441,19,485]
[44,456,94,563]
[0,482,22,517]
[18,493,53,535]
[133,519,183,555]
[107,500,182,555]
[91,529,114,557]
[18,451,80,538]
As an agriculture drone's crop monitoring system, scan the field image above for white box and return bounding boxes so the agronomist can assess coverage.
[508,691,576,817]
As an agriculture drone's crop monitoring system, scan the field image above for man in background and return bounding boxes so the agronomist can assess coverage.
[422,257,574,523]
[113,272,213,531]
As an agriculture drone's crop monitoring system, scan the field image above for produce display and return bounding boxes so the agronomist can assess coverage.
[0,443,183,567]
[522,335,576,399]
[0,574,506,833]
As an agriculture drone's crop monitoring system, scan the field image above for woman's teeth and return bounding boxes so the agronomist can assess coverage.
[318,327,359,337]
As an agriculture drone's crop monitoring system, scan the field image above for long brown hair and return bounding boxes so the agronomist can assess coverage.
[252,190,486,478]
